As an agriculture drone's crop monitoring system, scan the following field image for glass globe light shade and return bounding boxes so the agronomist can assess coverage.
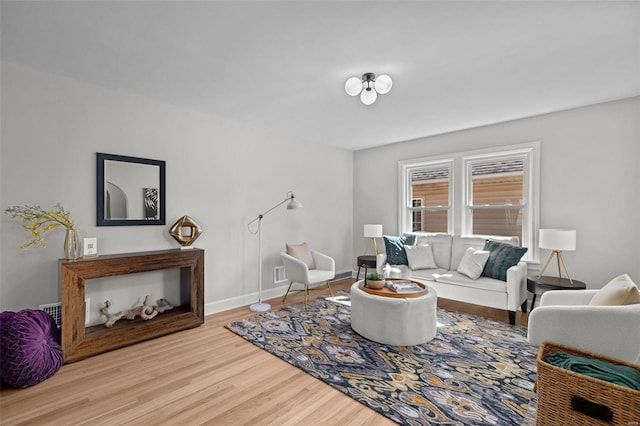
[374,74,392,94]
[345,77,363,96]
[360,88,377,105]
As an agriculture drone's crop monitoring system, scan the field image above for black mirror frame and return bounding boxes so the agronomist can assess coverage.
[97,153,166,226]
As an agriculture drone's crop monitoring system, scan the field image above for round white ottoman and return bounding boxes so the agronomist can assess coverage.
[350,281,437,346]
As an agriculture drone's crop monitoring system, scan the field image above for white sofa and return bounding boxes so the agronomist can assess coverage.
[377,233,528,325]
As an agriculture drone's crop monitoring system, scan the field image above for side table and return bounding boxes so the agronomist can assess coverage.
[356,255,377,280]
[527,276,586,309]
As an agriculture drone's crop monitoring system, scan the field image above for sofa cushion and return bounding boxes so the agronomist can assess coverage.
[590,274,640,306]
[286,242,315,270]
[411,268,450,282]
[383,235,416,265]
[481,240,527,281]
[406,233,453,270]
[405,244,437,270]
[457,247,491,280]
[451,235,519,271]
[434,272,508,293]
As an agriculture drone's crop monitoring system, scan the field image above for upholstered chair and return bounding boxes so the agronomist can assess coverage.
[527,274,640,363]
[281,244,335,307]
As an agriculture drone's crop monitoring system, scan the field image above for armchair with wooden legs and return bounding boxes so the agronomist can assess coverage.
[281,248,335,307]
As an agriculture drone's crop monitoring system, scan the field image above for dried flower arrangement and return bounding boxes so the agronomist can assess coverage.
[4,203,75,249]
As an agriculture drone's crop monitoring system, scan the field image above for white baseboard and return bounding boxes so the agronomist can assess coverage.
[204,268,352,317]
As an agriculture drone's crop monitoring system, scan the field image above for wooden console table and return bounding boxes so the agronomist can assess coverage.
[60,248,204,363]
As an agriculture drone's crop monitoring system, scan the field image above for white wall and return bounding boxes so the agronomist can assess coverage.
[0,62,354,314]
[354,97,640,287]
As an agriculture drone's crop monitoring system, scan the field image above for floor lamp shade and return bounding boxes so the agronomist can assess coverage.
[363,224,383,256]
[538,229,577,283]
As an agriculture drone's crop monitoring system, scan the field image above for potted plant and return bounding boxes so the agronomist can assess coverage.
[365,271,385,289]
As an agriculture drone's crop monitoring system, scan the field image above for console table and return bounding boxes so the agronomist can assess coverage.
[60,248,204,363]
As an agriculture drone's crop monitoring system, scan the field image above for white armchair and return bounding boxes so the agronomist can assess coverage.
[527,289,640,363]
[281,249,335,307]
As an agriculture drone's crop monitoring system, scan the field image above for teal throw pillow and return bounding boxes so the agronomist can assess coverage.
[383,235,417,265]
[481,240,528,281]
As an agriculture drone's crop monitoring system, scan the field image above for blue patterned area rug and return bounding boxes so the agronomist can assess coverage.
[226,294,537,425]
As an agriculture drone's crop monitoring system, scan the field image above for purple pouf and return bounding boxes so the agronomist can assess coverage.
[0,309,63,388]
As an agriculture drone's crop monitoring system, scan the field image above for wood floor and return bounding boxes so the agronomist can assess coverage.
[0,278,529,425]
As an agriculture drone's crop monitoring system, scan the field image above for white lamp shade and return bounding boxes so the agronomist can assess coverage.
[286,198,302,210]
[374,74,392,94]
[360,88,377,105]
[539,229,576,251]
[345,77,362,96]
[364,224,383,238]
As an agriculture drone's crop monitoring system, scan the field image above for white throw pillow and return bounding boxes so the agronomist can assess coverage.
[404,244,437,270]
[589,274,640,306]
[286,242,316,270]
[457,247,490,280]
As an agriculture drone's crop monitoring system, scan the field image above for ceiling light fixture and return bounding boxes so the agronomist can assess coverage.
[345,73,392,105]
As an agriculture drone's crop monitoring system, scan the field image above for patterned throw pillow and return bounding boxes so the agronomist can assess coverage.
[481,240,528,281]
[383,235,417,265]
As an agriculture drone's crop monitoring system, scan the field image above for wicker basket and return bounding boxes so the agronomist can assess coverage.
[536,341,640,426]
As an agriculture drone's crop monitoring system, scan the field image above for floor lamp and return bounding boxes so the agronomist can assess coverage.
[247,191,302,312]
[538,229,577,284]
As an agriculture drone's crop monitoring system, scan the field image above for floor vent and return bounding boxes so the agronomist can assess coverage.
[39,302,62,328]
[274,266,287,283]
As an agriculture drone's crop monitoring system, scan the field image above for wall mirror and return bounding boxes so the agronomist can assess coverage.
[97,153,166,226]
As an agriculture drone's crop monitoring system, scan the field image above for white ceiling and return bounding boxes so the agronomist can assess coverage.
[2,1,639,151]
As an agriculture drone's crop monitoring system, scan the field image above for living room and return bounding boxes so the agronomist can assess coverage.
[1,1,639,424]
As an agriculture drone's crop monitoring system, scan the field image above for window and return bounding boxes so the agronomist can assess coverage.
[465,157,525,242]
[403,162,452,233]
[400,143,539,261]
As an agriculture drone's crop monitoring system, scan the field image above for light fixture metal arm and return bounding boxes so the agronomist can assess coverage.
[247,191,297,231]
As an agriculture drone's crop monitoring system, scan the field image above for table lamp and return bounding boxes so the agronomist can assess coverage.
[363,224,383,256]
[538,229,576,284]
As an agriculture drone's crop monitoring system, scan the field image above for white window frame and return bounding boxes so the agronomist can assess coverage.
[399,142,540,262]
[399,159,454,235]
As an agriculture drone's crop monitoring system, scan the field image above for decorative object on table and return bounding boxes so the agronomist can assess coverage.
[364,271,385,289]
[99,296,174,328]
[0,309,63,388]
[281,243,335,307]
[345,73,392,105]
[247,191,302,312]
[226,294,537,426]
[169,215,203,249]
[96,152,166,226]
[538,228,577,283]
[4,203,79,259]
[362,224,383,255]
[83,237,98,259]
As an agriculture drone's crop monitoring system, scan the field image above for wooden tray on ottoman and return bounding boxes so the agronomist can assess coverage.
[536,341,640,426]
[359,278,427,298]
